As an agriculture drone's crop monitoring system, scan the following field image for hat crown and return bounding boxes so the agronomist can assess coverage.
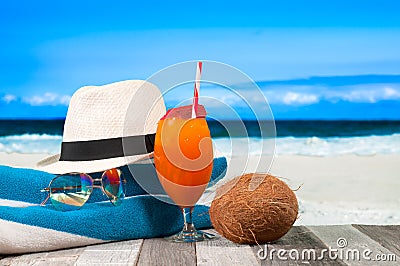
[63,80,165,142]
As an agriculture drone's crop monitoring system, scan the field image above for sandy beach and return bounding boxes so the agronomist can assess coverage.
[1,152,399,225]
[271,154,400,225]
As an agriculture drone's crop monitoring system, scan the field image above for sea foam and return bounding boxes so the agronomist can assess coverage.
[213,134,400,157]
[0,134,62,154]
[1,133,400,156]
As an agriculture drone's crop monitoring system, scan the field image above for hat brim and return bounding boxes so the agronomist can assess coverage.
[36,153,152,174]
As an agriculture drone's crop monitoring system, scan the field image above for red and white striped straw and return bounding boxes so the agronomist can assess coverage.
[191,61,203,118]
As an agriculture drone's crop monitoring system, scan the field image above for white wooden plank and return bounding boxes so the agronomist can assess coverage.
[196,229,260,266]
[308,225,398,265]
[75,239,143,266]
[3,226,397,265]
[0,246,86,266]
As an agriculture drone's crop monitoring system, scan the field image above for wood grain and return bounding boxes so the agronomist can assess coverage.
[75,239,143,266]
[252,226,347,265]
[1,226,399,265]
[309,225,398,265]
[0,246,86,266]
[196,229,259,265]
[137,238,196,266]
[353,225,400,258]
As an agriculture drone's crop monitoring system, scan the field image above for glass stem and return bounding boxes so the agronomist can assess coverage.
[181,206,196,233]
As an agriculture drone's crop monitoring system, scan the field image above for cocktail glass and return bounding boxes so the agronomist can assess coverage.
[154,105,215,242]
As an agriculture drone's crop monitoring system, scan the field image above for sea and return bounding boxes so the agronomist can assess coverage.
[0,120,400,156]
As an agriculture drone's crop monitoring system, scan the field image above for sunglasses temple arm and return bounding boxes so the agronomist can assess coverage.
[40,193,50,206]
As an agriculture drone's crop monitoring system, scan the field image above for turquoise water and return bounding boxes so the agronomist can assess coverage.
[1,120,400,156]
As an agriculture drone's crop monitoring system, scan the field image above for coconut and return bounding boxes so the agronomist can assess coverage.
[209,173,298,244]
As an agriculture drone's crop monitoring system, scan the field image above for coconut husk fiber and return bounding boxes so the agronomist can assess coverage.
[210,173,298,244]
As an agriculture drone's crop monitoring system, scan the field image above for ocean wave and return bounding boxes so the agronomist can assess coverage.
[213,134,400,156]
[1,133,400,156]
[3,134,62,140]
[0,134,62,154]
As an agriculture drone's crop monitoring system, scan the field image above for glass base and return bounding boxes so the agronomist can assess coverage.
[165,229,216,243]
[165,206,215,242]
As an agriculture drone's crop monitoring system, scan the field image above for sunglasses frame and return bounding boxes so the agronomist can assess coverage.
[40,168,126,209]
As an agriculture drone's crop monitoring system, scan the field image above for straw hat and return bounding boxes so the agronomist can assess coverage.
[37,80,166,174]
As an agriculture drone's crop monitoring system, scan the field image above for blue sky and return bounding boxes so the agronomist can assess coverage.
[1,0,400,119]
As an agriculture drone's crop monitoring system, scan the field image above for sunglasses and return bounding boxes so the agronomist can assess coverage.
[41,168,126,211]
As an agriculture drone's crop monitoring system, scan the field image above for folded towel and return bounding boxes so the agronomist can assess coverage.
[0,157,227,254]
[0,156,227,206]
[0,196,210,254]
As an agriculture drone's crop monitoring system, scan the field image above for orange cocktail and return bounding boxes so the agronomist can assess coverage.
[154,116,213,207]
[154,104,214,242]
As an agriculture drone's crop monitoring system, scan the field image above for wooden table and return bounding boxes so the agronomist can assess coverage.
[1,225,398,265]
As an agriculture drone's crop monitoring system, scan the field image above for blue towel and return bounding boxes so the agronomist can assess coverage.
[0,157,227,254]
[0,157,227,204]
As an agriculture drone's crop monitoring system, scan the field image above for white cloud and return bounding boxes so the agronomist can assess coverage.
[341,89,378,103]
[262,86,321,106]
[326,85,400,103]
[163,82,400,107]
[260,83,400,105]
[23,92,71,106]
[2,94,17,104]
[282,92,319,105]
[383,87,400,99]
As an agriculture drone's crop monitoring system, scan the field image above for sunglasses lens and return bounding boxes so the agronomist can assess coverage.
[49,174,93,211]
[102,168,125,206]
